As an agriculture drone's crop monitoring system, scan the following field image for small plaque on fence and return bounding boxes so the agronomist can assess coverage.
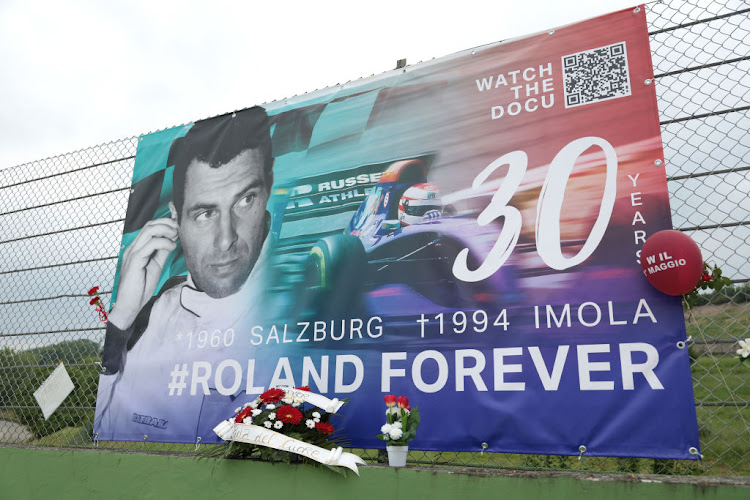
[33,363,75,420]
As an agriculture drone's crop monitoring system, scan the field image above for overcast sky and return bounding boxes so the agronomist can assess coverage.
[0,0,643,169]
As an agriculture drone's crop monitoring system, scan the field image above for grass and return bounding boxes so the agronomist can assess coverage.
[685,302,750,344]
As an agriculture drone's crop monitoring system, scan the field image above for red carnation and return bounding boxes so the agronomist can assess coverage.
[397,396,409,408]
[87,286,99,296]
[89,297,100,305]
[295,386,311,392]
[277,405,303,425]
[315,422,334,435]
[702,273,712,282]
[260,388,286,403]
[234,407,253,423]
[384,394,397,407]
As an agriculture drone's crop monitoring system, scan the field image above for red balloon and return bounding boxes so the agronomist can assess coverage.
[640,230,703,295]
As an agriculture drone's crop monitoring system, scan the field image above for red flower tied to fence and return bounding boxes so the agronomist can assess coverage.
[87,286,108,323]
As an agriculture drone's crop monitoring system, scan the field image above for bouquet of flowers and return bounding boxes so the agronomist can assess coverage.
[376,395,420,446]
[209,386,364,474]
[233,386,335,442]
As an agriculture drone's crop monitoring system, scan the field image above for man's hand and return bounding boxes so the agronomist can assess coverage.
[108,218,178,330]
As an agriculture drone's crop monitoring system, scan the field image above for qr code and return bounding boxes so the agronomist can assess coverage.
[562,42,631,108]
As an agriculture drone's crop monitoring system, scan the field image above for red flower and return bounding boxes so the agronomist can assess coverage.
[89,297,100,305]
[384,395,397,407]
[295,386,311,392]
[397,396,409,408]
[87,286,99,296]
[277,405,303,425]
[234,407,253,423]
[702,273,712,282]
[315,422,334,435]
[260,388,286,403]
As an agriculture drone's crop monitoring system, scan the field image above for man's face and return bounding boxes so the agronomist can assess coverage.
[178,148,272,298]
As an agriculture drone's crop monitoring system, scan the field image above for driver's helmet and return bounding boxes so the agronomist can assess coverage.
[398,182,442,226]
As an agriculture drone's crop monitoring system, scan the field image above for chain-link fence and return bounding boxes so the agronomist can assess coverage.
[1,0,748,477]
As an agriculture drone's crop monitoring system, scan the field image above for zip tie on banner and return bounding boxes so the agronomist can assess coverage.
[480,442,488,456]
[93,433,98,448]
[195,436,202,452]
[677,335,693,350]
[578,445,587,460]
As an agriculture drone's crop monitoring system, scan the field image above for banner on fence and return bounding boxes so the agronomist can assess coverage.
[94,5,701,459]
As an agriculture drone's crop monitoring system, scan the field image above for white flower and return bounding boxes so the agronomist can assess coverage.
[274,421,283,429]
[386,407,400,416]
[292,401,301,407]
[393,421,402,429]
[306,419,315,429]
[243,402,253,408]
[251,409,262,417]
[268,412,276,420]
[234,407,242,414]
[266,404,276,410]
[381,423,393,434]
[738,339,750,358]
[242,417,252,424]
[312,411,321,419]
[282,396,293,404]
[389,428,403,440]
[263,421,273,428]
[250,399,260,408]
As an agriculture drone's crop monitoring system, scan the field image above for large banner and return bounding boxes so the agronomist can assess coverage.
[95,6,701,459]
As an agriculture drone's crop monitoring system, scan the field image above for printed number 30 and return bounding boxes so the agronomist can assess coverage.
[452,137,618,282]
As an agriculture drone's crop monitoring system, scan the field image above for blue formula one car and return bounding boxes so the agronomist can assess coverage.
[294,158,522,322]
